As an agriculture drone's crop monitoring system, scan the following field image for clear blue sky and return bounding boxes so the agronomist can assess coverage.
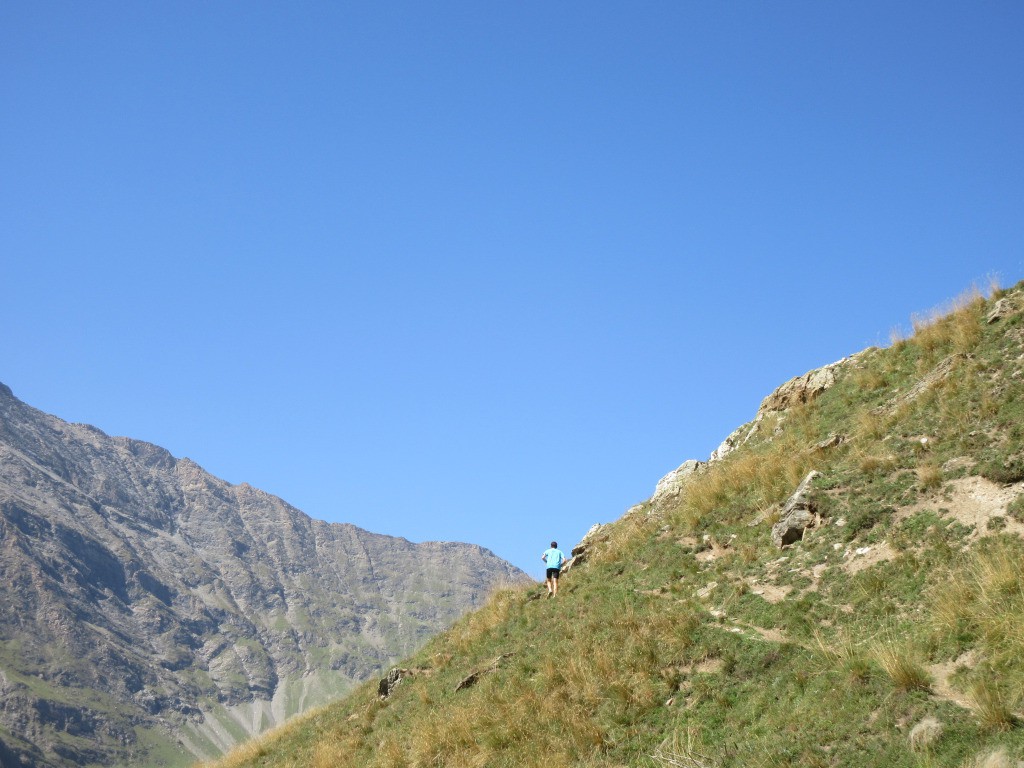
[2,2,1022,578]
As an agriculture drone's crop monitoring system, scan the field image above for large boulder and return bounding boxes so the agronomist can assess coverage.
[771,471,821,548]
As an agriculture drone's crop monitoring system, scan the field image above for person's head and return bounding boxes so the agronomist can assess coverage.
[551,541,557,548]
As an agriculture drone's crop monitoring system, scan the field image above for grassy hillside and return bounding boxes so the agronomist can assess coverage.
[203,282,1024,768]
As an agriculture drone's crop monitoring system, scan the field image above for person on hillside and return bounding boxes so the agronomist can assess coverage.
[542,541,566,597]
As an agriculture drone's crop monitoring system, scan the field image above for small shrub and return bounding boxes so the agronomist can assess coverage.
[1008,494,1024,524]
[979,456,1024,485]
[987,516,1008,532]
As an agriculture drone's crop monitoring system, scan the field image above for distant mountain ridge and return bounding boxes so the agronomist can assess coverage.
[0,382,527,767]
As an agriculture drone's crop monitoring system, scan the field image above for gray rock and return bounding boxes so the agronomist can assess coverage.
[653,460,705,499]
[771,471,821,548]
[760,363,843,413]
[378,668,411,699]
[563,522,608,572]
[814,434,846,452]
[987,297,1016,323]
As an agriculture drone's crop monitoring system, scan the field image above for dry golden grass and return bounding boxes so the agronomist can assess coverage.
[871,636,931,692]
[199,710,315,768]
[930,541,1024,736]
[448,583,529,654]
[856,452,897,475]
[812,628,871,685]
[855,408,892,441]
[916,462,944,491]
[850,367,888,392]
[270,587,703,768]
[968,679,1018,732]
[671,439,814,532]
[910,286,987,358]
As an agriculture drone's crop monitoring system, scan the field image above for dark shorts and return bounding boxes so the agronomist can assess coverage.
[546,568,560,580]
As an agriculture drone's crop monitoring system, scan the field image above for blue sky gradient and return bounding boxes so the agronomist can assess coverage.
[3,2,1022,576]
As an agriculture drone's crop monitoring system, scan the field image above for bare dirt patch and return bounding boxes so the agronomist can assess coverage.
[842,540,898,575]
[747,581,793,604]
[695,539,732,563]
[928,650,977,711]
[744,624,788,644]
[902,476,1024,538]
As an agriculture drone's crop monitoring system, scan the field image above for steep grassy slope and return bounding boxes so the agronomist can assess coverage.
[206,283,1024,768]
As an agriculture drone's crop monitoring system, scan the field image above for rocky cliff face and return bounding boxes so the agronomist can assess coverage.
[0,382,527,767]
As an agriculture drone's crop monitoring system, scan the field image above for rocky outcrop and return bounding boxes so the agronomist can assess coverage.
[771,471,821,548]
[709,421,760,463]
[986,296,1017,324]
[569,358,856,573]
[454,653,515,692]
[0,383,527,767]
[759,362,846,413]
[562,523,607,573]
[377,668,411,699]
[652,460,705,501]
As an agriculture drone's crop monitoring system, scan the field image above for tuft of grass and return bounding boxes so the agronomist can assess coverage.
[857,452,897,475]
[856,409,892,441]
[910,286,987,359]
[871,636,931,692]
[917,462,944,491]
[812,628,871,685]
[968,679,1018,732]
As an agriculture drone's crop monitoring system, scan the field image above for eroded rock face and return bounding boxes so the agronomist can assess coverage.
[759,361,844,413]
[652,460,706,501]
[708,354,866,465]
[562,522,611,573]
[0,383,527,767]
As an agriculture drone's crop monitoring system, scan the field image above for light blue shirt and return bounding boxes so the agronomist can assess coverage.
[543,548,565,569]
